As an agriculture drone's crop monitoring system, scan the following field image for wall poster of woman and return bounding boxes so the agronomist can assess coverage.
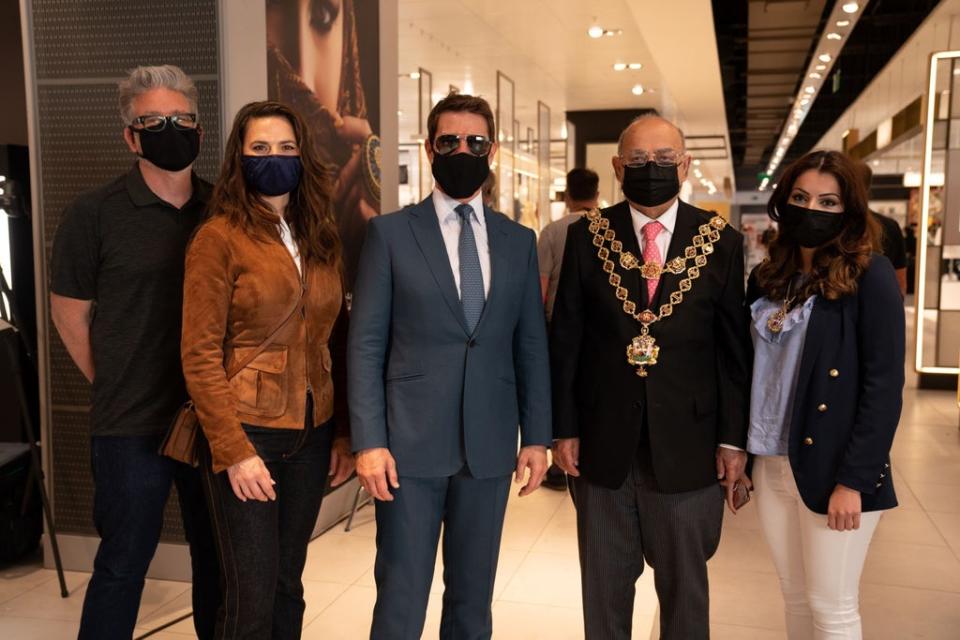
[266,0,382,289]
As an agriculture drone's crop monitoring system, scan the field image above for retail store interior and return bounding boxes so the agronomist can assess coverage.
[1,0,959,638]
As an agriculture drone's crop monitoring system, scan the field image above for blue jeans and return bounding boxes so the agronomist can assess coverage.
[203,415,334,640]
[78,434,220,640]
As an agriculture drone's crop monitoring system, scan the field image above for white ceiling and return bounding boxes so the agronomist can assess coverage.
[396,0,734,193]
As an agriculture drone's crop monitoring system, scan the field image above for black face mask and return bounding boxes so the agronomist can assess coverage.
[432,152,490,200]
[621,163,681,207]
[777,203,845,248]
[134,126,200,172]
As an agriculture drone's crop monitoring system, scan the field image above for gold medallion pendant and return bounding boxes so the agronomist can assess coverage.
[626,331,659,377]
[766,309,787,334]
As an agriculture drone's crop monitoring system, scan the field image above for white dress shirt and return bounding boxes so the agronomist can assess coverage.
[432,189,492,298]
[277,215,301,275]
[629,198,679,261]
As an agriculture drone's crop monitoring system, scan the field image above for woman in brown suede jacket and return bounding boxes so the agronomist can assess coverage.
[182,100,353,639]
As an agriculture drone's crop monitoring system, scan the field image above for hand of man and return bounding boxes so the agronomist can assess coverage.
[827,484,862,531]
[515,445,548,497]
[356,447,399,501]
[553,438,581,477]
[227,455,276,502]
[328,437,355,488]
[715,447,748,513]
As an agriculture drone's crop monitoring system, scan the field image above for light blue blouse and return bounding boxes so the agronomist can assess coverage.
[747,294,817,456]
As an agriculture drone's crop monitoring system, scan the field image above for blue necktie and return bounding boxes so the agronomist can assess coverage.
[456,204,485,333]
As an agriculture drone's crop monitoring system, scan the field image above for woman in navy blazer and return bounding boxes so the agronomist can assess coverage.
[745,150,904,640]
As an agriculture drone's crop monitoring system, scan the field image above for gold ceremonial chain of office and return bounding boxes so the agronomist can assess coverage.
[585,208,727,377]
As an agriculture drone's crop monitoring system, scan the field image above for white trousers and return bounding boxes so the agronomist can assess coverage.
[753,455,882,640]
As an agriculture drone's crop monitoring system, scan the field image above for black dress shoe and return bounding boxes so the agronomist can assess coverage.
[542,464,567,491]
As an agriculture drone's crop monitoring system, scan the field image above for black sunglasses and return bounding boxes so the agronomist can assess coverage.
[433,134,493,157]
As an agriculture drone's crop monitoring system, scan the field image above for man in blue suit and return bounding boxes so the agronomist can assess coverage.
[348,93,552,639]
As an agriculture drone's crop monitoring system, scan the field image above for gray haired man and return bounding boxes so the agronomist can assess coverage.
[49,65,220,639]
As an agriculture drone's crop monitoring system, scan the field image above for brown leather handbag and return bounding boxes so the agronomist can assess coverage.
[160,294,305,466]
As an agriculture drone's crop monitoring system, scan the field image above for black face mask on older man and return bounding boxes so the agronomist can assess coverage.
[621,163,681,208]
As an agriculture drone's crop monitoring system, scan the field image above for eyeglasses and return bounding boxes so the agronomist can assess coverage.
[130,113,199,132]
[620,149,685,168]
[433,134,493,157]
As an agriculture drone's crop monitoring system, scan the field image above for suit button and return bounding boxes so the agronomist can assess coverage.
[803,437,814,445]
[468,339,476,348]
[829,369,839,378]
[818,404,828,413]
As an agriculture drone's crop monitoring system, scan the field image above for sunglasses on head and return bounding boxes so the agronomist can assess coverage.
[433,134,493,157]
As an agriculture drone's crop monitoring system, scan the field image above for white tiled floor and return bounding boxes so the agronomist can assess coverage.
[1,382,959,638]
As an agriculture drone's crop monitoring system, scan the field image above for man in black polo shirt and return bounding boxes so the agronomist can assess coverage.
[50,65,220,640]
[857,162,908,296]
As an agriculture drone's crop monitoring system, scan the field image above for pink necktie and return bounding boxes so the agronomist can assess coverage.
[642,221,664,301]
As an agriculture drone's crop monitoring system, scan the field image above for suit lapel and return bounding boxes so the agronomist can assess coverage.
[472,206,508,336]
[408,197,470,334]
[653,201,697,309]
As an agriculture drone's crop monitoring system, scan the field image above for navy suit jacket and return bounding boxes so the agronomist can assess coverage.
[347,196,552,479]
[747,256,905,514]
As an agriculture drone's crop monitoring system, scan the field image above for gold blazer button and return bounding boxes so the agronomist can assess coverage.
[818,404,828,412]
[829,369,839,378]
[804,437,814,445]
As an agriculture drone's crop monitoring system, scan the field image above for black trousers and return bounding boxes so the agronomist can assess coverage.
[573,446,724,640]
[203,409,334,640]
[78,434,220,640]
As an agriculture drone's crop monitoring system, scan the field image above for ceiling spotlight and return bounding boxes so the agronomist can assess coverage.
[409,71,421,79]
[605,29,622,37]
[397,110,403,117]
[631,84,645,96]
[805,85,816,94]
[588,24,604,38]
[809,72,822,79]
[872,160,880,167]
[836,20,851,27]
[800,98,810,105]
[818,53,832,63]
[613,63,627,71]
[827,33,842,41]
[628,63,642,70]
[815,64,827,71]
[694,169,703,178]
[693,159,701,166]
[842,2,859,14]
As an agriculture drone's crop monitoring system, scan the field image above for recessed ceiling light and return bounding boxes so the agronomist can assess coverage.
[872,160,880,167]
[605,29,623,37]
[631,84,644,96]
[613,63,627,71]
[588,25,604,38]
[815,64,827,71]
[694,169,703,178]
[805,86,816,94]
[954,68,960,76]
[409,71,421,79]
[800,98,810,105]
[818,53,832,63]
[693,159,701,166]
[827,33,842,41]
[397,110,403,117]
[836,20,851,27]
[809,72,822,79]
[842,2,859,14]
[628,63,642,70]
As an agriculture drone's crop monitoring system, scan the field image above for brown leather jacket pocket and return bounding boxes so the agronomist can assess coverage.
[231,346,289,418]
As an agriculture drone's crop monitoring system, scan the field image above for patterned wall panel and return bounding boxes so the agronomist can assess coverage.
[28,0,222,541]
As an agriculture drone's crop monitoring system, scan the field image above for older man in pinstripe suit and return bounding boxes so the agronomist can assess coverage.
[549,115,753,639]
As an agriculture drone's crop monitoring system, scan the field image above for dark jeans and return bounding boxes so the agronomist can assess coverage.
[203,414,334,640]
[78,434,221,640]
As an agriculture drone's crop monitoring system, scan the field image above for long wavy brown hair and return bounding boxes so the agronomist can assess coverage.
[208,100,340,266]
[756,150,878,301]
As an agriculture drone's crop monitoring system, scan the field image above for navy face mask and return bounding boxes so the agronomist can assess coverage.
[241,155,303,196]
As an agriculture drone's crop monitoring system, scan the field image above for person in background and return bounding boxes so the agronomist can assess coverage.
[49,65,220,639]
[550,114,752,639]
[181,101,354,638]
[855,161,907,296]
[904,222,917,295]
[747,150,904,639]
[349,93,552,639]
[481,169,498,209]
[537,167,599,491]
